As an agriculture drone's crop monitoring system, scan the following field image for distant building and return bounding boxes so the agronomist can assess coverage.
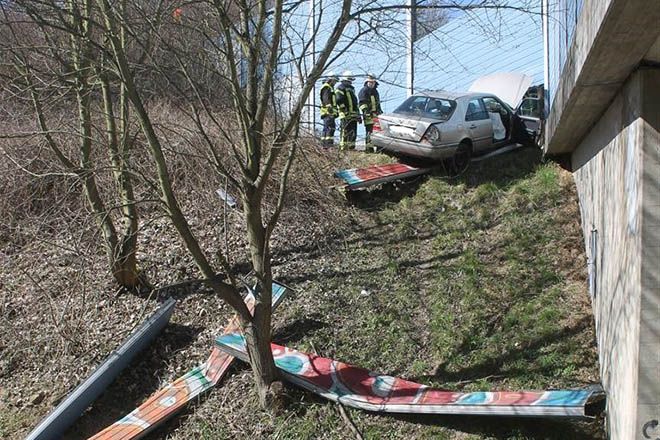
[544,1,660,438]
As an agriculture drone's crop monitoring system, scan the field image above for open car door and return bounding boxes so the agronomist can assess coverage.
[469,72,541,147]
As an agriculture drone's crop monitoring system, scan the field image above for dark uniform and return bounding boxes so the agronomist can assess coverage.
[358,79,383,152]
[335,80,360,150]
[320,79,338,148]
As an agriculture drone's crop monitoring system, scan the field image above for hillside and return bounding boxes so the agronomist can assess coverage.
[0,145,604,439]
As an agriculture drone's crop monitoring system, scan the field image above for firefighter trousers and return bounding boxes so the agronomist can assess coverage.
[321,116,336,148]
[364,123,374,152]
[340,118,357,150]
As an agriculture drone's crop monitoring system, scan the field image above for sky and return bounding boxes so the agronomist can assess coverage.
[274,0,544,133]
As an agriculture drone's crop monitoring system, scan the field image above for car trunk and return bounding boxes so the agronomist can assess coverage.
[379,115,430,143]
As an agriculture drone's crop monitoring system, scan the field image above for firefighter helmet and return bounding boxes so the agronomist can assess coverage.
[341,70,355,82]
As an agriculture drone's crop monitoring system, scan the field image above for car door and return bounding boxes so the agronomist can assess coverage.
[482,97,510,145]
[464,98,492,151]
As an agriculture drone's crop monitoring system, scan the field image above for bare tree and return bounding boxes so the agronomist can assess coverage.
[0,2,145,288]
[89,0,362,407]
[1,0,538,408]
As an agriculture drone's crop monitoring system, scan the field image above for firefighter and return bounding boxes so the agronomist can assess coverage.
[335,70,360,150]
[319,72,339,148]
[358,74,383,153]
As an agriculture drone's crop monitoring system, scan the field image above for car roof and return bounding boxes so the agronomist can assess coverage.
[411,90,495,101]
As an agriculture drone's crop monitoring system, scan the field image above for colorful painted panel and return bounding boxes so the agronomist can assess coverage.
[216,333,598,418]
[335,163,429,189]
[89,283,288,440]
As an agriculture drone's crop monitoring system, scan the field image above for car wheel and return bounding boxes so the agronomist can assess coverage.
[451,141,472,175]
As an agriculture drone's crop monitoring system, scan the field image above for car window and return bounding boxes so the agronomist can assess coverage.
[517,98,542,118]
[465,99,488,121]
[424,98,456,120]
[394,96,429,115]
[484,96,514,113]
[395,96,457,120]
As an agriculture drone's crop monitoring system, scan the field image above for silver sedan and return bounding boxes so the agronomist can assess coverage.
[372,90,534,164]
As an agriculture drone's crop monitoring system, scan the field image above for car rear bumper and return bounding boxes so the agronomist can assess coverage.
[372,133,458,160]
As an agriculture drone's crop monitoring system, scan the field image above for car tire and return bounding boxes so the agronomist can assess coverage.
[451,141,472,175]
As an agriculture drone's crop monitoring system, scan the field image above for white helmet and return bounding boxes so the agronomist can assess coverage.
[341,70,355,82]
[326,71,339,81]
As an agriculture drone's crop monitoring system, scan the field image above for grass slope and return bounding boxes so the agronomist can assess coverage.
[171,148,602,440]
[0,146,603,439]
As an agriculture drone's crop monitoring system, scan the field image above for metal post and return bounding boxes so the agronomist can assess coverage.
[406,0,415,97]
[307,0,316,135]
[542,0,550,106]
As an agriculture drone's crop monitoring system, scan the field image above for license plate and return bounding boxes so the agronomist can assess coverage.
[389,125,414,136]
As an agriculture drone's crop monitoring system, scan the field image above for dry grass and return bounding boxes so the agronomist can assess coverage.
[0,99,358,439]
[0,99,603,440]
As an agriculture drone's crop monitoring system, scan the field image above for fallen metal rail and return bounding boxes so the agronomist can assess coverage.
[88,283,288,440]
[26,298,176,440]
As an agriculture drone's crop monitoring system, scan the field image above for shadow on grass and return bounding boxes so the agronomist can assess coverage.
[387,411,603,439]
[346,174,430,210]
[62,322,204,440]
[274,313,329,346]
[412,315,595,385]
[274,148,547,268]
[272,222,440,265]
[279,250,460,287]
[344,146,546,211]
[458,146,545,189]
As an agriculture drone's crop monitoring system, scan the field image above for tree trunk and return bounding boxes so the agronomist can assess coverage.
[240,182,280,406]
[241,318,280,408]
[100,73,140,289]
[72,0,140,290]
[110,249,138,287]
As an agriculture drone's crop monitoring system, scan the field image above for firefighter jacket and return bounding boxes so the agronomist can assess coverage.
[320,81,338,118]
[358,82,383,125]
[335,81,360,121]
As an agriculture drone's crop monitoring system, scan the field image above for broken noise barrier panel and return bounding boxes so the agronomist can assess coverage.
[88,283,288,440]
[335,163,430,190]
[334,144,529,190]
[216,333,603,418]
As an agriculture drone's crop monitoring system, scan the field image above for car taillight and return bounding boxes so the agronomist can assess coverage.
[422,125,440,144]
[373,116,382,131]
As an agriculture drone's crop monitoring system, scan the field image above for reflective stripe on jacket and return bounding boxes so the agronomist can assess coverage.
[358,82,382,125]
[335,82,359,120]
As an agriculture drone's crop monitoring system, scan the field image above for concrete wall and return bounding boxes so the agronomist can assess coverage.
[544,0,660,154]
[638,68,660,440]
[572,68,660,440]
